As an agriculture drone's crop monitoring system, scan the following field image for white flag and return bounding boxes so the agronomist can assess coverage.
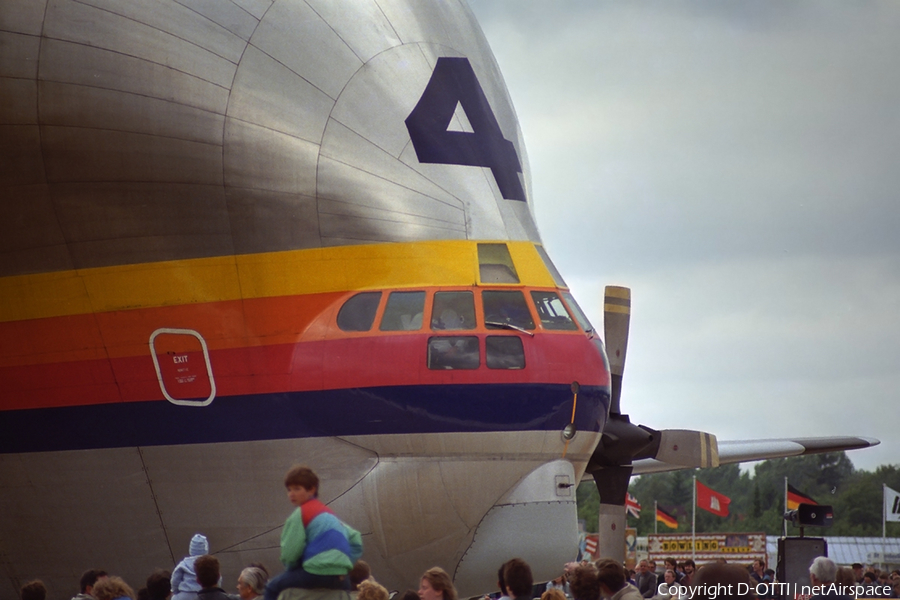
[886,486,900,522]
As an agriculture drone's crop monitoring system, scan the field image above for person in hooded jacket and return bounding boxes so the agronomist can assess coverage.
[172,534,209,600]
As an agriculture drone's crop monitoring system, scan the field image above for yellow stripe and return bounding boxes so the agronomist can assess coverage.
[0,241,558,322]
[604,304,631,315]
[605,286,630,300]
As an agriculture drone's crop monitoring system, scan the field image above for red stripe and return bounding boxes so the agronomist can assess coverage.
[301,498,334,528]
[2,333,607,410]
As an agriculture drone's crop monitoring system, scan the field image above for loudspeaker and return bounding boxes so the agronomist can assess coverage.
[797,503,833,527]
[776,537,827,599]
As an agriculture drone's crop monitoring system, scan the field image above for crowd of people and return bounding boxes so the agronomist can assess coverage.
[14,465,900,600]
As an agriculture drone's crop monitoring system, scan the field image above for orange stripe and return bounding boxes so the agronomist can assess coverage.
[0,292,343,368]
[657,510,678,528]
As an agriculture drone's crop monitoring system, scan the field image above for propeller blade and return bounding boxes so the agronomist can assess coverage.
[604,286,630,415]
[645,429,720,468]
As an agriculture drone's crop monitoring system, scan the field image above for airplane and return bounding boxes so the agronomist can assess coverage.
[0,1,878,598]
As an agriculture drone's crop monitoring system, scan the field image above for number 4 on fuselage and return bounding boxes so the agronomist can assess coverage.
[406,57,526,201]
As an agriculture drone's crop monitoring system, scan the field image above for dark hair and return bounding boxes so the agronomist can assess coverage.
[692,564,754,599]
[284,465,319,492]
[195,555,221,588]
[146,570,171,600]
[400,590,419,600]
[421,567,457,600]
[684,560,696,569]
[81,570,109,593]
[595,559,627,594]
[497,565,508,595]
[21,581,47,600]
[350,560,371,590]
[568,564,599,600]
[503,559,533,598]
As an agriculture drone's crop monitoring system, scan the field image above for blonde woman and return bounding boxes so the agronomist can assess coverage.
[92,576,136,600]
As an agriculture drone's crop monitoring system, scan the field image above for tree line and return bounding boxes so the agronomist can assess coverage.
[577,452,900,537]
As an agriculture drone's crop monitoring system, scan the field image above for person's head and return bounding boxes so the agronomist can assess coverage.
[503,558,533,598]
[809,557,838,586]
[350,560,372,591]
[189,534,209,557]
[542,589,566,600]
[683,560,696,576]
[863,572,877,585]
[357,580,389,600]
[92,577,136,600]
[195,555,221,589]
[237,567,268,599]
[852,563,864,579]
[637,560,649,574]
[691,564,753,599]
[146,570,171,600]
[665,559,677,571]
[400,590,419,600]
[568,563,599,600]
[80,569,109,595]
[497,564,509,596]
[595,559,627,596]
[419,567,456,600]
[752,559,765,575]
[664,570,676,585]
[21,581,47,600]
[249,563,269,578]
[284,465,319,506]
[834,567,856,587]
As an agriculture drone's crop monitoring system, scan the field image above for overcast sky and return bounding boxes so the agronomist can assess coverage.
[469,0,900,474]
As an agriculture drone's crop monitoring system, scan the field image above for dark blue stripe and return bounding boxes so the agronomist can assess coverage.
[304,524,352,562]
[0,383,608,454]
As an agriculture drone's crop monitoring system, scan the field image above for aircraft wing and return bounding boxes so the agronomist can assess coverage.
[629,435,880,475]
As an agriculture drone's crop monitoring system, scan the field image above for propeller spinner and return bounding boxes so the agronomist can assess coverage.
[585,286,719,560]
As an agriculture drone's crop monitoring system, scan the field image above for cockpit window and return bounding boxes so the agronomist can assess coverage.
[483,290,535,330]
[380,291,425,331]
[560,291,594,334]
[477,243,520,284]
[530,291,578,331]
[427,336,480,369]
[431,291,476,331]
[535,245,567,288]
[337,292,382,332]
[486,336,525,369]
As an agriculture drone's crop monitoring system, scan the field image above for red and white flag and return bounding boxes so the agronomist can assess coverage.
[625,493,641,518]
[696,480,731,517]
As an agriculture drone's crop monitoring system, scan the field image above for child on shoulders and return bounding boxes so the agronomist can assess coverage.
[264,466,363,600]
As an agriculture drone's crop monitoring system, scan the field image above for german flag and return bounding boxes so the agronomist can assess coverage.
[787,484,817,510]
[657,506,678,529]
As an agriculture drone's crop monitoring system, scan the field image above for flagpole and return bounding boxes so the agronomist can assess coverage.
[655,500,658,535]
[783,477,788,538]
[692,475,696,562]
[884,483,887,567]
